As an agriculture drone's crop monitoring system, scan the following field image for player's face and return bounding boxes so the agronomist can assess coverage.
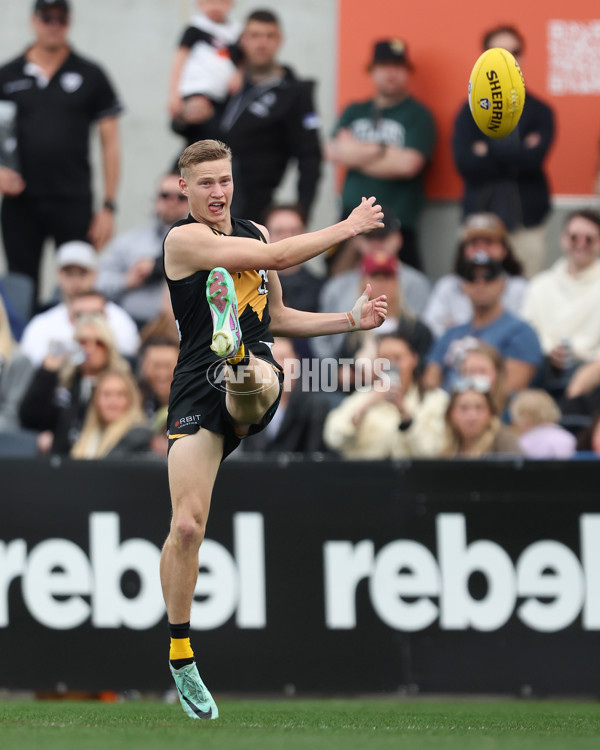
[450,391,492,443]
[562,216,600,271]
[370,63,410,98]
[180,158,233,227]
[95,375,131,426]
[241,21,281,68]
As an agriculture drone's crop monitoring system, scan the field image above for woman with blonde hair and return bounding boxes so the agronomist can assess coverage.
[442,376,521,458]
[19,314,130,454]
[71,369,152,459]
[0,295,34,431]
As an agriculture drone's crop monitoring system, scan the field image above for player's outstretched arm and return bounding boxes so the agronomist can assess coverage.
[165,198,384,279]
[269,273,387,338]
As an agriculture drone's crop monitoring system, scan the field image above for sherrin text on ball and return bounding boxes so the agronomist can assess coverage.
[468,47,526,139]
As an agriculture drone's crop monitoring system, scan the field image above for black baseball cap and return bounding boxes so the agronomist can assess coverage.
[369,39,413,70]
[33,0,70,14]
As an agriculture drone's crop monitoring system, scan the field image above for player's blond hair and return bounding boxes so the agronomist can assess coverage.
[178,139,232,175]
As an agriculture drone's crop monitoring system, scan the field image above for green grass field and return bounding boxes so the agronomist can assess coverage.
[1,698,599,750]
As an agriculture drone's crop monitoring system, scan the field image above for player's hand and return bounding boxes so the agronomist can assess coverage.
[88,209,115,250]
[0,166,25,196]
[347,283,387,331]
[347,197,384,236]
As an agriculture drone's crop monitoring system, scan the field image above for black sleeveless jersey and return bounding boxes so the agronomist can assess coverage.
[164,214,272,375]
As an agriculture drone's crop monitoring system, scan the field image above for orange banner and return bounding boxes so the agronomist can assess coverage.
[338,0,600,198]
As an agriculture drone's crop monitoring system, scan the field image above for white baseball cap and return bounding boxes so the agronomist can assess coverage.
[56,241,98,271]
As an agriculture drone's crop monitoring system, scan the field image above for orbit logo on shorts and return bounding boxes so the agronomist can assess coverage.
[174,414,202,428]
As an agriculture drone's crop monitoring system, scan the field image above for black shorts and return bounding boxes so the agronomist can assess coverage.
[167,343,284,460]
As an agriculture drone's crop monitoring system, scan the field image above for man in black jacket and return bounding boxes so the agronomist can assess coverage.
[452,25,554,279]
[218,9,322,221]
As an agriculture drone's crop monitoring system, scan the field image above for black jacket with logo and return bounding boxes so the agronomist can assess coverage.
[218,65,322,220]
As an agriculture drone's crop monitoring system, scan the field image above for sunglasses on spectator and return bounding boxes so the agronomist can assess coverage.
[158,192,188,201]
[505,48,522,56]
[458,264,503,283]
[452,375,492,394]
[567,233,598,246]
[38,12,69,25]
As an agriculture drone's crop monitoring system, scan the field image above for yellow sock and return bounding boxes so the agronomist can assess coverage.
[227,342,247,366]
[170,637,194,662]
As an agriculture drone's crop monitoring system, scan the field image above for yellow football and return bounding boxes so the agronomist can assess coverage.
[468,47,526,139]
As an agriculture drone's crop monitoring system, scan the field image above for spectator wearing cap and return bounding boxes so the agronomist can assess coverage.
[97,173,189,327]
[423,212,528,338]
[0,0,123,301]
[521,209,600,399]
[452,24,554,279]
[20,241,139,366]
[312,211,431,360]
[326,38,436,271]
[423,249,542,393]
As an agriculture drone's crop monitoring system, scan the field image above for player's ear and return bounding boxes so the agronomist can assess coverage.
[179,176,188,195]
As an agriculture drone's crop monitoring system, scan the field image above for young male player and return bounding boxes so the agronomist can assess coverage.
[161,139,387,719]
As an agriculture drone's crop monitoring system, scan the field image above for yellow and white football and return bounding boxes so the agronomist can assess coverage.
[468,47,526,139]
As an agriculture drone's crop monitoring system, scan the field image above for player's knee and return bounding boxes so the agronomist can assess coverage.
[172,515,206,550]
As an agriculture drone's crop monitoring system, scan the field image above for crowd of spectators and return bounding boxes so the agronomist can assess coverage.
[0,1,599,462]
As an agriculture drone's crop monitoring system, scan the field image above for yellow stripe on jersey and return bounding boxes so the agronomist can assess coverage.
[210,229,268,321]
[234,270,268,320]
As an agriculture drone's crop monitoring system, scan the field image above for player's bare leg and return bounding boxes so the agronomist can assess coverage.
[160,429,224,720]
[224,354,280,429]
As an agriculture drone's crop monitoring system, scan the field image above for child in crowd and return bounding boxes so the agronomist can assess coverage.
[510,389,576,459]
[168,0,242,126]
